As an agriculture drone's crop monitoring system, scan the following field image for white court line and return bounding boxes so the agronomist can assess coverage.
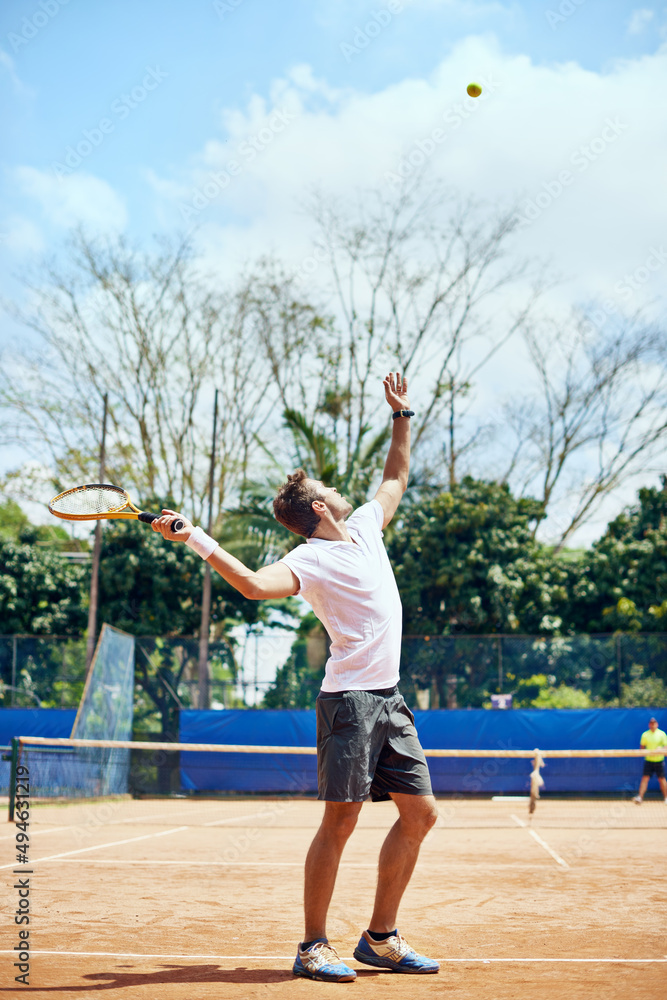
[3,807,301,834]
[0,808,201,839]
[0,825,74,841]
[0,950,663,963]
[0,826,188,870]
[528,829,570,869]
[22,858,556,870]
[34,859,377,868]
[511,814,570,869]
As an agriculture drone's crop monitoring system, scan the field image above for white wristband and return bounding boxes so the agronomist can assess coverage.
[185,526,218,560]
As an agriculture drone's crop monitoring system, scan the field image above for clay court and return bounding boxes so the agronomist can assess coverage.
[1,794,666,999]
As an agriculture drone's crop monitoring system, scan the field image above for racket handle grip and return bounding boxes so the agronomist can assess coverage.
[139,512,185,532]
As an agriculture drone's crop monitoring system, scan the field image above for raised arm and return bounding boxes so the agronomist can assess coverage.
[151,510,299,599]
[374,371,412,529]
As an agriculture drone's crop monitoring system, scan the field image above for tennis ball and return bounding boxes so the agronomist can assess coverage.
[466,82,482,98]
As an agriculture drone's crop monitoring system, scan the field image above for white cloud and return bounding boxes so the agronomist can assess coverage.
[284,63,343,103]
[148,34,667,321]
[627,8,654,34]
[0,215,44,253]
[143,167,193,202]
[14,167,127,231]
[66,37,667,545]
[0,48,31,95]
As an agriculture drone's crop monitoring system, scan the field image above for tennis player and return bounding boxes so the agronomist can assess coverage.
[632,717,667,804]
[152,372,439,982]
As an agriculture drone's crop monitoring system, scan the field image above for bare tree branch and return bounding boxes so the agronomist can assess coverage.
[507,313,667,545]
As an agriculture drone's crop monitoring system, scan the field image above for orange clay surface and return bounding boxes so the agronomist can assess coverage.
[1,795,666,999]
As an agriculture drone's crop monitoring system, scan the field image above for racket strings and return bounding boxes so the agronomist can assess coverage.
[50,485,128,516]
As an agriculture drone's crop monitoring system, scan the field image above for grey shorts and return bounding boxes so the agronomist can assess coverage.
[315,687,433,802]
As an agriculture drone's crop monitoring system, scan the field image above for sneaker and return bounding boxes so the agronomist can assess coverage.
[632,796,643,804]
[293,939,356,982]
[353,930,439,974]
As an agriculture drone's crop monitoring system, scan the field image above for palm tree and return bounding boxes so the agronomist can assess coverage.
[226,407,392,555]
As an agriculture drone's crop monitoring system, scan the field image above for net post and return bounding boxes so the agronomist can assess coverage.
[8,737,19,822]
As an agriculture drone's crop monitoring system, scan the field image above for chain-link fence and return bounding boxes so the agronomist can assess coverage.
[399,633,667,708]
[1,632,666,711]
[135,635,240,710]
[0,632,291,710]
[0,635,87,708]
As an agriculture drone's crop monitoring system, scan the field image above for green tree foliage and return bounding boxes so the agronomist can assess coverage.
[132,635,239,749]
[95,500,299,636]
[96,522,252,636]
[509,674,592,709]
[611,665,667,708]
[0,498,83,550]
[0,502,85,706]
[234,407,391,555]
[0,635,86,709]
[0,537,87,635]
[0,529,88,706]
[571,482,667,632]
[388,478,571,636]
[281,408,391,509]
[0,499,36,542]
[263,613,327,709]
[96,515,299,735]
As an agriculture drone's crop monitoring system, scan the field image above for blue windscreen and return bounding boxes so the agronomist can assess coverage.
[179,706,663,795]
[0,708,76,794]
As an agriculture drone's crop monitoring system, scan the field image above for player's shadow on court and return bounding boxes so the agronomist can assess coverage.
[4,964,385,990]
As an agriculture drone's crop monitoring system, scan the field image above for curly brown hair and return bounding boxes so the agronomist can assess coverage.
[273,469,322,538]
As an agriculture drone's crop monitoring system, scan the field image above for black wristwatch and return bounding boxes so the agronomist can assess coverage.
[392,409,415,420]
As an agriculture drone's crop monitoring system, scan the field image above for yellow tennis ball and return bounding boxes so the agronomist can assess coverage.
[467,82,482,98]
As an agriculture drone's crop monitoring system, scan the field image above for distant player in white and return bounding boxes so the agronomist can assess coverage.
[152,373,439,982]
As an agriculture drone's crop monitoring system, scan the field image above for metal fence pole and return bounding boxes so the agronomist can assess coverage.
[85,393,108,674]
[498,636,503,693]
[198,388,219,711]
[11,637,17,707]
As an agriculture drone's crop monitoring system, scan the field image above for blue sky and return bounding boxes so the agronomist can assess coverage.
[1,0,664,244]
[1,0,666,543]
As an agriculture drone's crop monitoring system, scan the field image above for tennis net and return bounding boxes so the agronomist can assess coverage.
[7,736,667,828]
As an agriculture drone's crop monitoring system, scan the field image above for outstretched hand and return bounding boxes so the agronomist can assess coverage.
[383,371,410,412]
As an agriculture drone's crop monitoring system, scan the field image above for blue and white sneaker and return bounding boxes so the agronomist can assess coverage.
[293,939,357,982]
[353,930,439,974]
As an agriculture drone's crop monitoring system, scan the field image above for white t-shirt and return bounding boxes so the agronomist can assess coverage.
[281,499,402,692]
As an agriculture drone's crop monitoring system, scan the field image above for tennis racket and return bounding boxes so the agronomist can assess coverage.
[48,484,184,532]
